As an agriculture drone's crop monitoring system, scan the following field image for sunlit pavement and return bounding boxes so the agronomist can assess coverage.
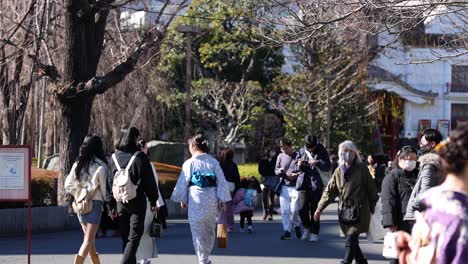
[0,202,387,264]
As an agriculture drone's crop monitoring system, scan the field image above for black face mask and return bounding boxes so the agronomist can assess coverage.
[419,143,432,155]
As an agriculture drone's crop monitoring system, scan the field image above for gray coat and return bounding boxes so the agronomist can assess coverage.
[404,153,443,220]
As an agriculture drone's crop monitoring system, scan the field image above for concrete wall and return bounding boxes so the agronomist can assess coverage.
[0,206,79,235]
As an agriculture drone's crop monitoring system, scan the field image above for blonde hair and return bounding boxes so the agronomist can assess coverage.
[338,140,362,165]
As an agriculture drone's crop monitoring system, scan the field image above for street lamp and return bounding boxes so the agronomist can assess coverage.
[323,73,336,154]
[176,25,201,159]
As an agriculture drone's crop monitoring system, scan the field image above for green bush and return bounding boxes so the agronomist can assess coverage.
[238,163,261,180]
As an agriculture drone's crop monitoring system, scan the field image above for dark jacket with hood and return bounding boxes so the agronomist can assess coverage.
[290,144,331,191]
[381,167,418,228]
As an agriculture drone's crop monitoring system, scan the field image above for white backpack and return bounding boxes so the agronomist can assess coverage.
[112,152,140,203]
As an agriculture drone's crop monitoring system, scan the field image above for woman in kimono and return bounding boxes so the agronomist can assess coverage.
[171,134,232,264]
[136,139,165,264]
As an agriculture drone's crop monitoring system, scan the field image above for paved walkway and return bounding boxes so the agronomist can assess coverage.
[0,203,387,264]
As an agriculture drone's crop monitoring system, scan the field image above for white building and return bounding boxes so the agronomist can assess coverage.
[367,5,467,153]
[120,0,186,29]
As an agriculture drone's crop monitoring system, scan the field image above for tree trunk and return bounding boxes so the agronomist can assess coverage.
[57,97,93,205]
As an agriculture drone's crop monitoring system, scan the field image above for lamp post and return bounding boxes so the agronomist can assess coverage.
[177,25,201,159]
[323,73,336,154]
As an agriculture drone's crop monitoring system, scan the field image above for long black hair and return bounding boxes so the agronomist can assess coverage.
[116,126,140,153]
[75,134,107,180]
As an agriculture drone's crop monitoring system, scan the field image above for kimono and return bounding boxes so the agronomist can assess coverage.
[171,153,232,264]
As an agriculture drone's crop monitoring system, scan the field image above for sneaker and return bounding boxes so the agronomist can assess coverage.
[247,226,253,233]
[239,228,245,233]
[308,233,319,242]
[268,216,273,221]
[294,226,302,239]
[280,231,291,240]
[301,229,310,240]
[227,227,233,233]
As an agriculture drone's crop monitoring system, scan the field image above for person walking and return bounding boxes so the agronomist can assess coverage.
[314,140,378,264]
[275,138,302,240]
[404,128,444,223]
[294,135,331,242]
[395,124,468,264]
[258,148,278,221]
[170,134,232,264]
[136,139,165,264]
[381,146,418,264]
[65,135,109,264]
[218,148,241,232]
[107,127,159,264]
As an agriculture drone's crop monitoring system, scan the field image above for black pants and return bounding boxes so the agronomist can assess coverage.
[298,189,322,234]
[262,187,275,217]
[240,211,253,228]
[343,233,366,264]
[117,198,146,264]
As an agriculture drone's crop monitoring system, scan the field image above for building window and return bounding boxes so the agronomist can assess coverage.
[451,104,468,129]
[451,65,468,92]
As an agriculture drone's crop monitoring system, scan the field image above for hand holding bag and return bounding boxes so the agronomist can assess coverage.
[149,213,161,238]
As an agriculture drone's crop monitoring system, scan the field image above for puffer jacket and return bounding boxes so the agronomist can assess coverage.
[381,167,417,228]
[404,152,443,220]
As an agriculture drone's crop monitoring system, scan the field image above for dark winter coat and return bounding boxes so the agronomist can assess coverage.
[220,160,241,190]
[258,156,276,177]
[381,167,417,229]
[290,145,331,191]
[318,161,378,235]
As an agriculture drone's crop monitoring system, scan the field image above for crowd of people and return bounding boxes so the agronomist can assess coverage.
[64,123,467,264]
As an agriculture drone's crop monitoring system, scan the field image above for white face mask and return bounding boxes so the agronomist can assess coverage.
[399,160,416,171]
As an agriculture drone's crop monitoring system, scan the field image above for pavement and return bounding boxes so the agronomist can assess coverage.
[0,202,388,264]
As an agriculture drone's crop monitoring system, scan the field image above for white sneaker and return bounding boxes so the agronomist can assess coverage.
[247,226,253,233]
[239,228,245,233]
[300,229,310,240]
[308,233,319,242]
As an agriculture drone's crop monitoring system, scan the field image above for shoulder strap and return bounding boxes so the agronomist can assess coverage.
[112,154,121,170]
[125,151,140,171]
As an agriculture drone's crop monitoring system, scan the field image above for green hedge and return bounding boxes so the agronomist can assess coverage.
[238,163,260,180]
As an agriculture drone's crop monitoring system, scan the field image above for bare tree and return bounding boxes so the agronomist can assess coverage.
[191,79,263,147]
[34,0,189,204]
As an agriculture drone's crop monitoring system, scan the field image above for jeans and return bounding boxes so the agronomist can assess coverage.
[298,189,322,234]
[262,188,275,217]
[279,186,301,231]
[343,234,367,264]
[118,196,147,264]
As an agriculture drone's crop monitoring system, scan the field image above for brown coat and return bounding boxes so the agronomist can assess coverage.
[318,162,378,235]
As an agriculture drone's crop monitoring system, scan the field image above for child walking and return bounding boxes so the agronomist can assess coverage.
[233,178,261,233]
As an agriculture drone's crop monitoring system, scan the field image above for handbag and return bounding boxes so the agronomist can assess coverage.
[149,213,161,238]
[217,208,228,248]
[262,175,280,190]
[338,204,360,225]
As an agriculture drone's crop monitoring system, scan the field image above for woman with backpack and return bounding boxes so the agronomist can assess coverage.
[65,135,109,264]
[171,134,232,264]
[107,127,159,264]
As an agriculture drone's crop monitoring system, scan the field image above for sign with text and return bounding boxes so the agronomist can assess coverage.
[0,146,30,200]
